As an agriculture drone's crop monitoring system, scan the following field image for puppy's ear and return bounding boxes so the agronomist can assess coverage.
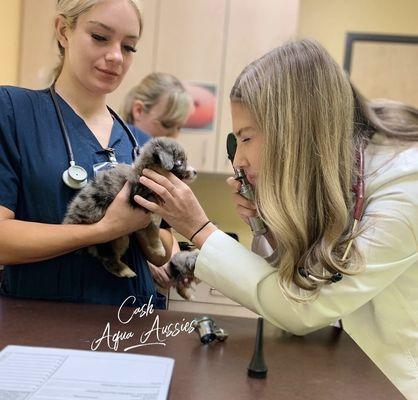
[154,150,174,171]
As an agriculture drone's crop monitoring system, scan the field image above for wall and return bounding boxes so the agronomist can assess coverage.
[0,0,22,84]
[298,0,418,64]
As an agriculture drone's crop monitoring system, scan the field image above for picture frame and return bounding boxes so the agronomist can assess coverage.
[343,32,418,106]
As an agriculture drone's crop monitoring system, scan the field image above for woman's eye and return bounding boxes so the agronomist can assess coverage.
[123,45,137,53]
[91,33,107,42]
[91,34,136,53]
[242,138,251,143]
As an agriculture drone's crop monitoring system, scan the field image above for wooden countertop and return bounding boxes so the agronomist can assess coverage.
[0,296,403,400]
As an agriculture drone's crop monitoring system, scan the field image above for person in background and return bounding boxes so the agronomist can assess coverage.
[121,72,194,295]
[121,72,193,139]
[134,39,418,398]
[0,0,169,308]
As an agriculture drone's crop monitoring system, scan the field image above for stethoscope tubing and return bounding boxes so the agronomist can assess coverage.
[49,85,141,166]
[50,85,75,164]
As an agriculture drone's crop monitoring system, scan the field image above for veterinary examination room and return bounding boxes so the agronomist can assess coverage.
[0,0,417,398]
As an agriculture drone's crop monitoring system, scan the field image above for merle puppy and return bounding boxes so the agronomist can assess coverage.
[168,249,200,300]
[63,137,196,278]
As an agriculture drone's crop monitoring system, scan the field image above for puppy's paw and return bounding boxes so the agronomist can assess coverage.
[150,243,166,258]
[118,267,137,278]
[176,283,195,301]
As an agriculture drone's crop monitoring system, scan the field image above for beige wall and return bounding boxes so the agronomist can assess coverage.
[0,0,22,85]
[298,0,418,64]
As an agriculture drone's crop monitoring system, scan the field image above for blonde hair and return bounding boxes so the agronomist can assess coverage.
[230,39,418,301]
[52,0,143,81]
[121,72,192,126]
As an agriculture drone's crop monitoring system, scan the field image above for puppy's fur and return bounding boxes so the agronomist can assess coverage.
[63,137,196,278]
[168,249,199,300]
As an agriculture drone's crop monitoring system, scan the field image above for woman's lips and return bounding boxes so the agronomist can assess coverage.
[96,67,119,77]
[246,174,256,185]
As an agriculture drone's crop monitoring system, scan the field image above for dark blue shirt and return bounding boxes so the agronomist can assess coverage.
[0,86,166,308]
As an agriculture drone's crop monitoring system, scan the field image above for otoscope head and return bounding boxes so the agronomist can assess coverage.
[226,133,237,163]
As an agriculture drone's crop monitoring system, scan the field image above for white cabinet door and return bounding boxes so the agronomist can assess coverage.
[155,0,228,172]
[169,282,258,317]
[216,0,300,174]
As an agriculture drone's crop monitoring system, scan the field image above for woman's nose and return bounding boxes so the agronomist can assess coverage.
[105,46,123,64]
[232,143,247,169]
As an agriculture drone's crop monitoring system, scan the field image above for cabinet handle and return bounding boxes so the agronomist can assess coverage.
[209,288,225,297]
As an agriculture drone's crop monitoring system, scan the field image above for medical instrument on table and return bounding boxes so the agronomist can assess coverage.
[248,317,268,379]
[192,316,229,344]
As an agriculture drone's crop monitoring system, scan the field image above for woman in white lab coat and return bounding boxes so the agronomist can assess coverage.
[134,39,418,399]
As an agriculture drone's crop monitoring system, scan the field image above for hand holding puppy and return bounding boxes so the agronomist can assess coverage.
[134,169,216,245]
[96,182,152,242]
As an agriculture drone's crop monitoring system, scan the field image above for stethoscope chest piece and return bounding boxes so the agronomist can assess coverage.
[62,162,88,189]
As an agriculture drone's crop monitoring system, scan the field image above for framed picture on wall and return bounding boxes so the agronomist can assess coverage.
[343,32,418,107]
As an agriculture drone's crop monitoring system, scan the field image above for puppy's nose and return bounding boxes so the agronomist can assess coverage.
[184,166,197,183]
[187,166,197,176]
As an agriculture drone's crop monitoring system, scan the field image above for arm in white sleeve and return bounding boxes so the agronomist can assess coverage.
[195,171,418,335]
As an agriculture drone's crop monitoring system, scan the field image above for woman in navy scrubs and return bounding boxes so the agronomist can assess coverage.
[0,0,168,308]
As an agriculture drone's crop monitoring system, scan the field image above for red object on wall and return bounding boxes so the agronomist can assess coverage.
[184,84,216,129]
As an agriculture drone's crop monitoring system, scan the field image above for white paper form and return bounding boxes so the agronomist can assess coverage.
[0,345,174,400]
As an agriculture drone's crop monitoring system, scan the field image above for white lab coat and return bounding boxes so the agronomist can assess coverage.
[195,134,418,399]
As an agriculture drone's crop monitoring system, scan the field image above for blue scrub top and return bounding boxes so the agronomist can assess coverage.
[0,86,166,308]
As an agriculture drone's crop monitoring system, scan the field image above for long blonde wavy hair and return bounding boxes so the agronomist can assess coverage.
[52,0,143,82]
[230,39,418,301]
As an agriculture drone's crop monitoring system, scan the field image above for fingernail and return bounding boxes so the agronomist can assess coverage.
[139,176,146,182]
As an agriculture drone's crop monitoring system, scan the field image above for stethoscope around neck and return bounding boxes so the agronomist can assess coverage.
[49,85,141,189]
